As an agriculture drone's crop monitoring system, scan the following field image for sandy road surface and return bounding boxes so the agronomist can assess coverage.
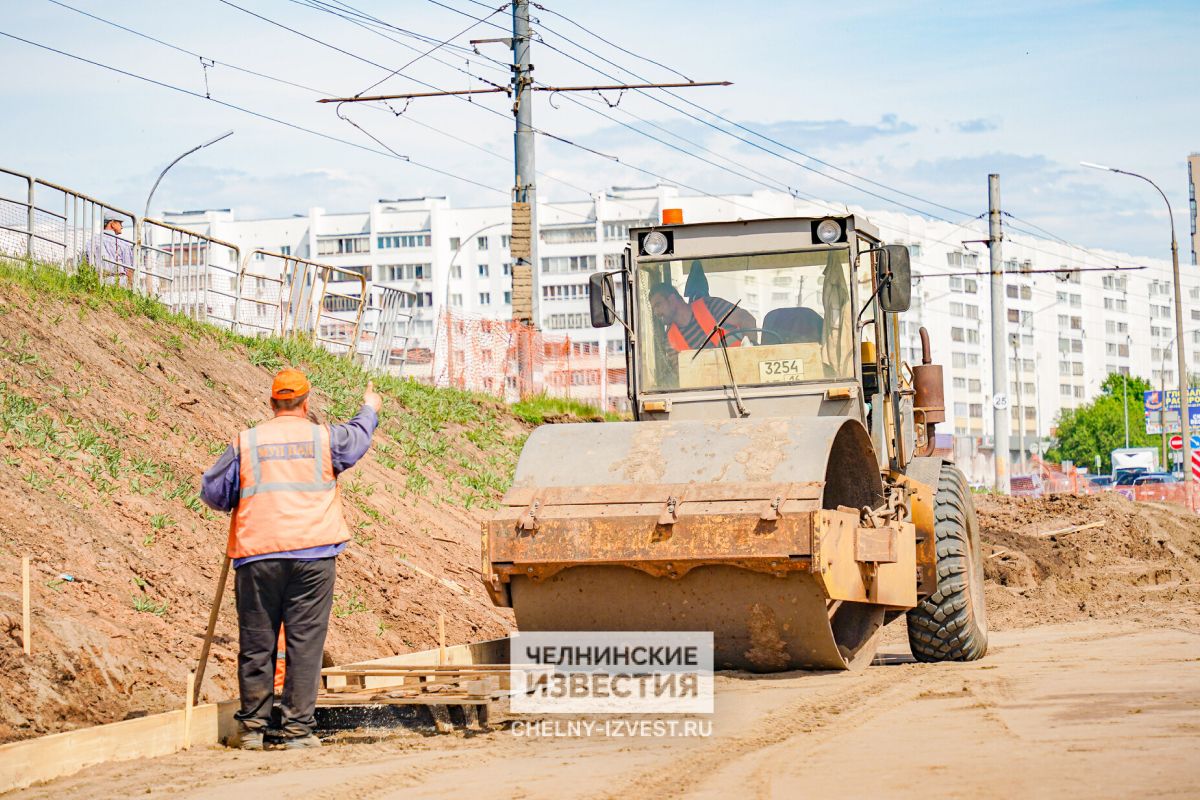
[11,615,1198,800]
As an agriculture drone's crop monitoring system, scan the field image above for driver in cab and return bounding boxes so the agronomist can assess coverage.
[649,283,757,351]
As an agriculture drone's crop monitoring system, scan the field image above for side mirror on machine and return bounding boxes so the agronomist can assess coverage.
[877,244,912,313]
[589,271,617,328]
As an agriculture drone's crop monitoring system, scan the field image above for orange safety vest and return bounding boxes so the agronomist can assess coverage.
[226,415,351,559]
[666,298,744,352]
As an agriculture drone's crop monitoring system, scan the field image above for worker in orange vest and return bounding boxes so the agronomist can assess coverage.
[201,369,382,750]
[649,282,756,351]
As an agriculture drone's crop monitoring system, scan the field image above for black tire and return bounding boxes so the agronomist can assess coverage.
[906,463,988,662]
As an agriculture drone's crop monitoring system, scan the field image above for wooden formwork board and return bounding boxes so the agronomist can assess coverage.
[0,703,220,794]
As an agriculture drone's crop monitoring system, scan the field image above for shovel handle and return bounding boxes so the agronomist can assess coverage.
[193,555,231,701]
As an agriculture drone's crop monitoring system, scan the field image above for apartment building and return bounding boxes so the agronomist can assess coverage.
[169,186,1183,485]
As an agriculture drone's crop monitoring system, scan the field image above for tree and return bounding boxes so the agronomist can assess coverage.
[1045,373,1161,473]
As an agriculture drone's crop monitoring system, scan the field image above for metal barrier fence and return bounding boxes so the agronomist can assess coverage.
[434,311,629,410]
[1015,457,1199,513]
[0,167,136,283]
[239,250,368,357]
[358,284,416,373]
[0,165,381,370]
[139,218,242,328]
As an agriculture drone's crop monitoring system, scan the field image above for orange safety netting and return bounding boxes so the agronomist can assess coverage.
[433,311,628,411]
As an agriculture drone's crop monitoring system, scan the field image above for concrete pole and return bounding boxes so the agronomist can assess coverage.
[511,0,539,328]
[988,174,1010,493]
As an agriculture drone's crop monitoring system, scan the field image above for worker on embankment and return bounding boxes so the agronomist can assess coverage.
[200,369,382,750]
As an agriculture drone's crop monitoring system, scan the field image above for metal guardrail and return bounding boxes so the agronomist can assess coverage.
[0,164,401,371]
[240,250,368,357]
[359,284,417,372]
[0,166,136,283]
[139,218,242,328]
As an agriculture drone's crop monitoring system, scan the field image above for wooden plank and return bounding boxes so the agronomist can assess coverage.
[21,555,30,656]
[317,696,489,708]
[323,638,510,691]
[0,703,219,793]
[183,671,194,750]
[438,613,446,665]
[1034,521,1104,538]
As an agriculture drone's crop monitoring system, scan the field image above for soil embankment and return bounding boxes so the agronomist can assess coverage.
[0,270,525,743]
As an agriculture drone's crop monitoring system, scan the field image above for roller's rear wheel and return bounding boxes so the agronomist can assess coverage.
[906,464,989,661]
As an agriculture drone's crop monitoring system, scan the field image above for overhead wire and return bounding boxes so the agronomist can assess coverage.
[218,0,785,220]
[350,2,508,99]
[40,0,617,222]
[0,28,508,197]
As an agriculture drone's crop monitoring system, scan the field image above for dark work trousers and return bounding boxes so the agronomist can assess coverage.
[233,557,336,738]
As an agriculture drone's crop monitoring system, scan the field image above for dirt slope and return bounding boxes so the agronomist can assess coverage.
[0,266,525,743]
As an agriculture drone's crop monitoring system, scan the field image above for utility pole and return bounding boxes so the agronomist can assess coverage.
[988,174,1010,494]
[509,0,537,329]
[317,9,727,391]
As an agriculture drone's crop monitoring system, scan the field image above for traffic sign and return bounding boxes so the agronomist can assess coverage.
[1170,435,1183,451]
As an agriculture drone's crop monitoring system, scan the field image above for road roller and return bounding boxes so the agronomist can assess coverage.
[482,213,988,671]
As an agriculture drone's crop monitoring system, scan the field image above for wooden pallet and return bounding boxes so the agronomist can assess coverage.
[316,670,504,732]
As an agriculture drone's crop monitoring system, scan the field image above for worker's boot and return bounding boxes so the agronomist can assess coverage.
[273,733,321,750]
[238,729,265,751]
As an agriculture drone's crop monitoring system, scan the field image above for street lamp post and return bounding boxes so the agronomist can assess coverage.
[1124,334,1132,449]
[137,130,234,286]
[1082,161,1188,483]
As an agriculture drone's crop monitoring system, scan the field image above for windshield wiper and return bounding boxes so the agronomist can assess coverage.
[690,300,748,417]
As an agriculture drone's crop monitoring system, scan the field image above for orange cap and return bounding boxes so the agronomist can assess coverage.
[662,208,683,225]
[271,368,310,400]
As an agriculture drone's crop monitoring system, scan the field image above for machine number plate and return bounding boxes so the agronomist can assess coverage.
[759,358,803,382]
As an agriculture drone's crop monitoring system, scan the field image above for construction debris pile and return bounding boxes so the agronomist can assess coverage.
[978,492,1200,629]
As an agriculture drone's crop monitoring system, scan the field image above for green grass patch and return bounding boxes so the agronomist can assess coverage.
[511,394,619,425]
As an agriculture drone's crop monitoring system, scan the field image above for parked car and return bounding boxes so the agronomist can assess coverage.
[1088,475,1115,489]
[1114,468,1149,486]
[1132,472,1179,485]
[1128,471,1182,502]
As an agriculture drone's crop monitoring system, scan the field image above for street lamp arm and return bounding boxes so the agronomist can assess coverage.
[143,130,234,221]
[1108,168,1177,247]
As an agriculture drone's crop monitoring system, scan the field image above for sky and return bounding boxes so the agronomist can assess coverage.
[1,0,1196,260]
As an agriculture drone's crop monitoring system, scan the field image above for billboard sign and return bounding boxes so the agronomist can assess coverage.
[1143,389,1200,434]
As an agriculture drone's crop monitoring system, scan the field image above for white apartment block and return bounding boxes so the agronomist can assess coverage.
[168,185,1184,485]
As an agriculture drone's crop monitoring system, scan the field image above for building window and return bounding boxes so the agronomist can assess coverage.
[542,283,591,300]
[318,236,369,256]
[541,255,596,274]
[377,233,431,249]
[541,225,597,244]
[501,234,511,248]
[398,292,433,308]
[478,264,489,277]
[450,293,462,307]
[449,237,460,251]
[545,313,590,329]
[450,264,462,279]
[503,262,512,276]
[503,291,511,304]
[379,263,429,281]
[479,292,491,305]
[280,245,292,256]
[477,236,489,250]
